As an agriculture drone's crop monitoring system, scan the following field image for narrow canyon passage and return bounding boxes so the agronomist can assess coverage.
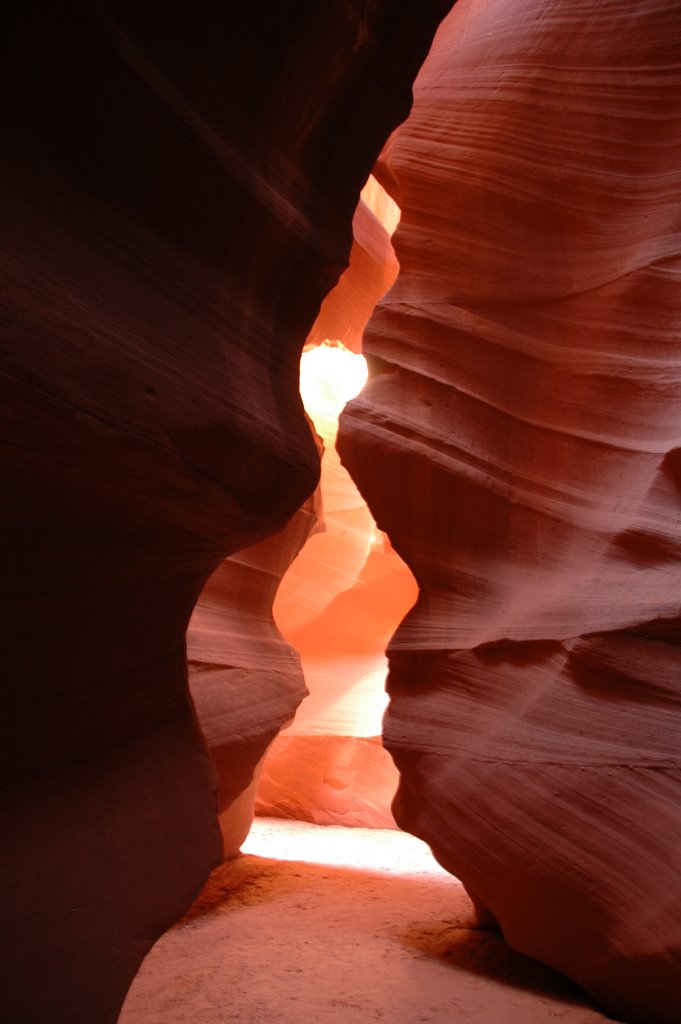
[256,339,416,828]
[120,818,620,1024]
[4,3,680,1022]
[186,171,416,839]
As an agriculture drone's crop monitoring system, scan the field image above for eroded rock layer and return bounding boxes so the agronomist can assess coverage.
[307,175,401,354]
[255,735,398,829]
[0,3,451,1021]
[190,177,410,833]
[187,484,320,856]
[234,179,412,831]
[338,2,681,1022]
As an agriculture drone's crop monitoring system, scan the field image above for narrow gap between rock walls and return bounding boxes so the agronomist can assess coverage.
[257,174,419,841]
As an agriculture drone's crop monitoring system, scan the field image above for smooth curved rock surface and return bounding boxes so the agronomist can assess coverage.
[339,3,681,1022]
[255,735,399,829]
[188,483,320,855]
[248,179,412,831]
[190,174,410,833]
[1,3,451,1021]
[307,174,400,354]
[260,529,417,829]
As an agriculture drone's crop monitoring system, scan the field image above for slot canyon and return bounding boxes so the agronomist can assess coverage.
[2,2,680,1023]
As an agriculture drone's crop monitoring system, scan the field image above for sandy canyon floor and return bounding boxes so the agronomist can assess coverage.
[120,818,625,1024]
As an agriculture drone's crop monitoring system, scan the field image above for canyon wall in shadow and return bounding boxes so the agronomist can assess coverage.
[0,4,450,1020]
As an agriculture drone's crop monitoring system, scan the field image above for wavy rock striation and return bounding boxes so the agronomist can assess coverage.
[339,2,681,1022]
[0,3,450,1021]
[193,174,409,831]
[190,173,408,834]
[307,174,401,354]
[248,179,411,830]
[187,483,320,855]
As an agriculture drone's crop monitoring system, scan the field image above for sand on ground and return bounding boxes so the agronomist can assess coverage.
[120,818,624,1024]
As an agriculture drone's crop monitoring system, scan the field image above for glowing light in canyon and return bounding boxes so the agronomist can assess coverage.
[299,341,369,437]
[273,339,391,737]
[256,175,416,827]
[270,328,417,747]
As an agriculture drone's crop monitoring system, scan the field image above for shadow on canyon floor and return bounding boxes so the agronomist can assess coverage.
[121,819,622,1024]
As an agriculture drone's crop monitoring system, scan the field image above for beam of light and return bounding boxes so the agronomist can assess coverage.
[299,340,368,442]
[243,817,452,877]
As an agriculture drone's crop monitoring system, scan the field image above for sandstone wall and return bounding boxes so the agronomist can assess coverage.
[190,174,408,834]
[187,484,320,855]
[0,4,450,1020]
[338,2,681,1022]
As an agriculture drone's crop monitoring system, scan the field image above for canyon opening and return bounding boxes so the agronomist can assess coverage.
[3,3,680,1024]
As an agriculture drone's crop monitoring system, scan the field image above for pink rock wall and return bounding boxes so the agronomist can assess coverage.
[252,181,412,830]
[187,484,320,855]
[307,175,401,354]
[188,175,408,834]
[0,4,451,1021]
[190,175,410,832]
[338,2,681,1022]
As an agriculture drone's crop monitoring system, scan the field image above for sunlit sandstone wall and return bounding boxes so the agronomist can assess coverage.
[257,347,416,829]
[307,175,401,354]
[254,181,415,829]
[190,177,412,832]
[187,479,320,855]
[339,2,681,1022]
[0,4,451,1021]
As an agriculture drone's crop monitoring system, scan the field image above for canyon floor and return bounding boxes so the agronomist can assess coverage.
[120,818,624,1024]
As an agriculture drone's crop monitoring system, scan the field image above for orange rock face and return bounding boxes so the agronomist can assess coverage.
[187,484,319,855]
[338,3,681,1022]
[189,197,415,831]
[307,176,401,354]
[254,340,416,828]
[230,177,412,831]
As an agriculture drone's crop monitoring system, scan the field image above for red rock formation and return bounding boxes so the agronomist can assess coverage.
[259,524,416,829]
[0,4,451,1021]
[307,175,400,354]
[191,176,411,832]
[255,735,399,829]
[187,484,320,856]
[188,181,410,832]
[257,278,416,829]
[339,3,681,1022]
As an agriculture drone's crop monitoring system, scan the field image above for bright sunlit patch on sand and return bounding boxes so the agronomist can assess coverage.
[299,340,368,436]
[242,817,451,877]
